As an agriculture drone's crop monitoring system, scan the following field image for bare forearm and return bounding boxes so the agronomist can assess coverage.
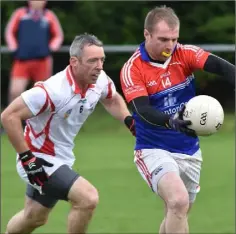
[102,93,131,122]
[1,115,29,153]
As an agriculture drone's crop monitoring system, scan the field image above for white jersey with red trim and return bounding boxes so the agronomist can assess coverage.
[21,65,116,166]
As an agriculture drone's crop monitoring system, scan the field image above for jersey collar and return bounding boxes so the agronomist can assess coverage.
[27,6,45,16]
[66,65,95,95]
[139,42,177,62]
[139,42,151,62]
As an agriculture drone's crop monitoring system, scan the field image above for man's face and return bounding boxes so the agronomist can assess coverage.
[29,0,46,9]
[144,20,179,61]
[70,45,105,84]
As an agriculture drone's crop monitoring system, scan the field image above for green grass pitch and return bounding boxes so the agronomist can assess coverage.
[1,105,235,233]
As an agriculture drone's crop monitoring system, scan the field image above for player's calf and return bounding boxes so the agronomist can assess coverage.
[6,197,50,234]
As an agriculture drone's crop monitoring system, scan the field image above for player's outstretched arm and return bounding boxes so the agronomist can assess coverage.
[100,92,135,136]
[131,96,169,126]
[203,54,235,85]
[131,96,196,137]
[1,96,33,153]
[101,92,132,123]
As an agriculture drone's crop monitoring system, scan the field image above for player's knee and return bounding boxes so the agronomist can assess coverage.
[73,188,99,210]
[69,177,99,210]
[167,192,189,213]
[24,208,48,227]
[85,190,99,209]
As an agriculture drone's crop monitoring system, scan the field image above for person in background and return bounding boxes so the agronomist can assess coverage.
[5,0,64,104]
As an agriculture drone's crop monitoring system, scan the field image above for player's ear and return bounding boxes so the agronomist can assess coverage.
[144,29,150,40]
[69,56,79,67]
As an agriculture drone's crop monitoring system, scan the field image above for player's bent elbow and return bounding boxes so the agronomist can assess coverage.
[1,110,18,129]
[1,110,8,127]
[135,107,149,120]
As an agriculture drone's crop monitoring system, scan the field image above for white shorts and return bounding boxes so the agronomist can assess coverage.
[16,152,74,192]
[134,149,202,203]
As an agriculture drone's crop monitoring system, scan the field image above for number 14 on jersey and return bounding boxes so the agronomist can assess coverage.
[161,77,172,89]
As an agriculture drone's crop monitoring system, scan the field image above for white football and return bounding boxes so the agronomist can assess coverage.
[183,95,224,136]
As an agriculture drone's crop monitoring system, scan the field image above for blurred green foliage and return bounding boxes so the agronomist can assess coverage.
[1,1,234,45]
[1,1,235,108]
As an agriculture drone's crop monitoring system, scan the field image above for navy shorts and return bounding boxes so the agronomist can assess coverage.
[26,165,79,208]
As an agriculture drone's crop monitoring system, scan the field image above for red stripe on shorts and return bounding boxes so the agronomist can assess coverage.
[135,150,152,188]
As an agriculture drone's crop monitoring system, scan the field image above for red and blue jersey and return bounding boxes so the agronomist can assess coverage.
[120,42,210,155]
[5,7,63,60]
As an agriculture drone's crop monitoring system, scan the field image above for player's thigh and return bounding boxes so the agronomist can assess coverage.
[11,60,30,80]
[134,149,180,194]
[24,164,79,209]
[42,164,80,201]
[67,176,99,208]
[175,150,202,203]
[26,184,59,209]
[24,194,53,223]
[17,155,79,203]
[10,60,30,94]
[9,78,29,94]
[158,172,189,208]
[32,56,53,82]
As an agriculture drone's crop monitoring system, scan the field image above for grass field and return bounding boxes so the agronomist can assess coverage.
[1,104,235,233]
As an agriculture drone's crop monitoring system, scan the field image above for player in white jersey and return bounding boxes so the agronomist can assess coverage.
[1,33,135,234]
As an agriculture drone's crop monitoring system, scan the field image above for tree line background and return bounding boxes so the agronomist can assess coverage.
[1,1,235,110]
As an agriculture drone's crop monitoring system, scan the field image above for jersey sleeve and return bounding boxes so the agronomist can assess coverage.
[21,87,48,116]
[181,44,210,72]
[100,75,117,100]
[120,62,148,103]
[21,83,55,116]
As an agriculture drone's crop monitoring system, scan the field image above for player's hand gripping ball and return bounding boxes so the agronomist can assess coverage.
[183,95,224,136]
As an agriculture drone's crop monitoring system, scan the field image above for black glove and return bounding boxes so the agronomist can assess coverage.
[19,150,53,188]
[124,116,136,136]
[166,106,197,138]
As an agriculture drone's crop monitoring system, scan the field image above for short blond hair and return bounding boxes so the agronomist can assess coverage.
[144,5,180,32]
